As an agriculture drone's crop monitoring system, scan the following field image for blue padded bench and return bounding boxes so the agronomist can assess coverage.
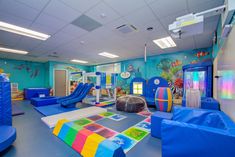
[151,111,173,138]
[182,97,220,110]
[31,96,58,107]
[24,88,50,100]
[161,107,235,157]
[0,125,16,152]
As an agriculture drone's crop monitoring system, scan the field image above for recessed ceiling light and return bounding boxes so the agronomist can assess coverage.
[153,36,176,49]
[71,59,88,64]
[0,21,50,40]
[98,52,119,58]
[0,47,28,55]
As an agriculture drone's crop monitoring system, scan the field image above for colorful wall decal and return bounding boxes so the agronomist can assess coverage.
[109,114,127,121]
[99,112,115,117]
[123,127,149,141]
[74,118,92,126]
[111,134,137,153]
[144,117,151,123]
[137,111,152,117]
[96,128,118,139]
[84,123,104,132]
[135,121,151,132]
[87,115,104,121]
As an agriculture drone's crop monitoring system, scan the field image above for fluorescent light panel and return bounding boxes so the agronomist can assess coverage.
[98,52,119,58]
[0,21,50,40]
[0,47,28,55]
[153,36,176,49]
[71,59,88,64]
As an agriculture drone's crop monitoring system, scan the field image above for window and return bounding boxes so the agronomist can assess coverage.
[96,63,121,73]
[133,82,143,95]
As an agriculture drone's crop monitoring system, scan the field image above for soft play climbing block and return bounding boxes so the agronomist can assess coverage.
[81,133,105,157]
[58,122,74,140]
[53,119,69,136]
[64,124,83,146]
[95,139,125,157]
[72,129,94,153]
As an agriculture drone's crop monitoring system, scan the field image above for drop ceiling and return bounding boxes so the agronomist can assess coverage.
[0,0,224,65]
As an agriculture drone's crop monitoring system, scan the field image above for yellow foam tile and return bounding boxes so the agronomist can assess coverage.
[81,133,105,157]
[53,119,69,136]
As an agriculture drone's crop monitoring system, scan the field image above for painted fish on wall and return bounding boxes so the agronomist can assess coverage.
[195,51,209,58]
[14,64,39,78]
[171,60,182,67]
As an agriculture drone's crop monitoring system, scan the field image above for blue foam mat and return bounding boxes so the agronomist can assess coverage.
[34,104,78,116]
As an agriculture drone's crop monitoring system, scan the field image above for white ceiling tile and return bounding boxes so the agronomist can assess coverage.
[15,37,43,51]
[174,37,195,50]
[0,0,39,21]
[61,24,88,38]
[103,0,147,16]
[159,9,189,29]
[194,32,213,49]
[124,6,157,29]
[30,22,58,35]
[0,31,21,47]
[15,0,50,11]
[85,2,120,25]
[59,0,101,13]
[43,0,82,23]
[188,0,224,13]
[32,13,67,34]
[204,15,220,33]
[0,11,32,28]
[149,0,187,18]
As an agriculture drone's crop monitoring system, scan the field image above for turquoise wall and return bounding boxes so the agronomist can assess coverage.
[0,59,46,90]
[117,47,212,95]
[0,59,92,90]
[47,61,93,88]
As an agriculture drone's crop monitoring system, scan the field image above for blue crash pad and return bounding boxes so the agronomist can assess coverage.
[34,104,78,116]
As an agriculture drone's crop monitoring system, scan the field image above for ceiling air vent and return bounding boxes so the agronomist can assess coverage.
[47,52,59,58]
[26,54,38,58]
[116,24,137,34]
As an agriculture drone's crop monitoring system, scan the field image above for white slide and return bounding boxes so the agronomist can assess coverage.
[41,106,107,128]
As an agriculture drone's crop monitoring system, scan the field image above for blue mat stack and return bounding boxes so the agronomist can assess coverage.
[0,81,12,125]
[0,74,16,152]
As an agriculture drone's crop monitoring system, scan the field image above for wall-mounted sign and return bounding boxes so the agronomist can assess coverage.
[120,72,131,79]
[154,79,160,85]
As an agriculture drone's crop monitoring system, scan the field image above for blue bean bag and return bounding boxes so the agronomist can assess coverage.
[0,125,16,152]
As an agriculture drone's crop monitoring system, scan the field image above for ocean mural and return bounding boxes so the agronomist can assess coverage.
[116,48,212,98]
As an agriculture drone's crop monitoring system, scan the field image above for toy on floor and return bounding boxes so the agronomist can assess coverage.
[116,95,148,113]
[0,74,16,152]
[82,72,118,106]
[155,87,173,112]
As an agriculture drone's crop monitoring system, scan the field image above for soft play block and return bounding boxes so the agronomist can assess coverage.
[0,125,16,152]
[81,133,105,157]
[95,139,125,157]
[53,119,69,136]
[151,111,173,138]
[64,124,83,146]
[58,122,73,140]
[31,96,58,107]
[72,129,94,153]
[24,88,50,100]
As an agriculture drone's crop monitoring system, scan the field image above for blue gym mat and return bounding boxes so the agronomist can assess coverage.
[34,104,78,116]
